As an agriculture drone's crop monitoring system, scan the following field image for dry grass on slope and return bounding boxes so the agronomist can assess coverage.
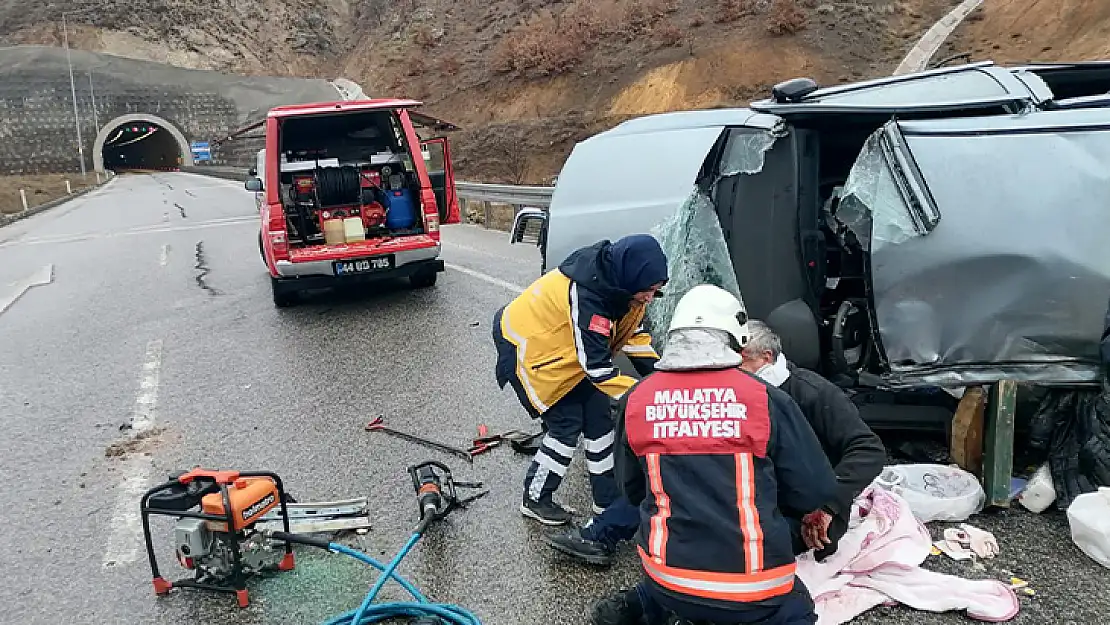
[945,0,1110,63]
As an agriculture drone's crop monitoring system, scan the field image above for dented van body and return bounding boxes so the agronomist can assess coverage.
[511,61,1110,423]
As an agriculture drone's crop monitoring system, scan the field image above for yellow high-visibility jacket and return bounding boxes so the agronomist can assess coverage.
[496,267,659,414]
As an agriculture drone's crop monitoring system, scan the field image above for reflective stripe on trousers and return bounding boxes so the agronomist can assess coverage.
[524,379,620,508]
[638,546,797,603]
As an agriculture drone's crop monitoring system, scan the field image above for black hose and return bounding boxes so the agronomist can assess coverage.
[268,530,332,551]
[315,166,362,207]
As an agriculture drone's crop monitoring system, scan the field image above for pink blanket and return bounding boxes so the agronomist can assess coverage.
[795,487,1020,624]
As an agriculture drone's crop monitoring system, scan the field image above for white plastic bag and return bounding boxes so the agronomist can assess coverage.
[1017,462,1056,514]
[1067,487,1110,569]
[871,464,986,523]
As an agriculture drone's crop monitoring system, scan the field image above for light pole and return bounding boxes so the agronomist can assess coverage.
[62,13,87,178]
[88,71,100,133]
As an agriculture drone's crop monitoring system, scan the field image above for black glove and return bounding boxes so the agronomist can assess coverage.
[609,397,622,422]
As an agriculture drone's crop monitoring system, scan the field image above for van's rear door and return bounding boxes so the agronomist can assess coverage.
[844,108,1110,388]
[422,137,460,224]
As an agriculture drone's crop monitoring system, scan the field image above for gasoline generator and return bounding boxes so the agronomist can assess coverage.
[140,468,296,608]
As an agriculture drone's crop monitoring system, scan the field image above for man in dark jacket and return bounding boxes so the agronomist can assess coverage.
[592,284,837,625]
[547,320,886,565]
[738,320,886,557]
[492,235,668,525]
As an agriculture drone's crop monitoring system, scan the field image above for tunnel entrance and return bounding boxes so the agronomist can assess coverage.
[93,114,194,173]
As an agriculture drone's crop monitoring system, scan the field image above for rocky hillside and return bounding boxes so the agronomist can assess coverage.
[0,0,349,75]
[5,0,1108,181]
[943,0,1110,66]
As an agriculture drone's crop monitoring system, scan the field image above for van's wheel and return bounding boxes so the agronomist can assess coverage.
[271,277,299,308]
[409,269,438,289]
[258,231,264,261]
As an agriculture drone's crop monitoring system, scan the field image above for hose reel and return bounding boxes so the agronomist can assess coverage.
[315,166,363,208]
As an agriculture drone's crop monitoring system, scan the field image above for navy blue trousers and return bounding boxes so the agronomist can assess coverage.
[638,578,818,625]
[580,495,640,545]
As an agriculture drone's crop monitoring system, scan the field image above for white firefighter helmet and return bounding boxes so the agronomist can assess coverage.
[667,284,750,348]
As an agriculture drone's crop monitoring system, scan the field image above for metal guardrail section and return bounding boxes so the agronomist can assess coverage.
[455,181,554,207]
[177,168,555,208]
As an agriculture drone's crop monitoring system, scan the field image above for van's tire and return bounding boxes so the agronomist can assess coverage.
[271,277,299,308]
[258,231,265,261]
[409,270,438,289]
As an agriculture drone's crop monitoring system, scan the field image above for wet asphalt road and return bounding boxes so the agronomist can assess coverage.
[0,172,1107,624]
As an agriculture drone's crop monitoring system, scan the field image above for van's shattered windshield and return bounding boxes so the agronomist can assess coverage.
[645,130,777,349]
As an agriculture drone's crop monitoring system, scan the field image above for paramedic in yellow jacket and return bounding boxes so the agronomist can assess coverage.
[492,234,669,526]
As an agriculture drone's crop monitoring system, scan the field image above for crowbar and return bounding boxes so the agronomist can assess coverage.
[366,416,474,463]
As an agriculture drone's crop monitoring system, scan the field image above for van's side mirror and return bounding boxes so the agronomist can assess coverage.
[245,177,263,192]
[509,207,547,247]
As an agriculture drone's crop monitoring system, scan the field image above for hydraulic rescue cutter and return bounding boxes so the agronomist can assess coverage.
[140,468,296,608]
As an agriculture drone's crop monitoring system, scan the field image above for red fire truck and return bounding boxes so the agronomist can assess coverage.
[235,99,460,307]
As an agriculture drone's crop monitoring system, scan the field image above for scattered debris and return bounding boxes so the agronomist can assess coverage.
[1010,577,1035,596]
[934,533,973,561]
[934,523,999,560]
[105,426,167,459]
[1018,463,1056,513]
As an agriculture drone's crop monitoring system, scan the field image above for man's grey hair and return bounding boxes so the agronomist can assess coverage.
[743,320,782,358]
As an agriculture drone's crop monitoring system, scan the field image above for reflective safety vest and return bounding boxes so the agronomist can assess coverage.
[497,268,658,413]
[621,366,838,611]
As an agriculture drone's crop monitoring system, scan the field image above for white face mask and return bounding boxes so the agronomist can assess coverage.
[754,353,791,387]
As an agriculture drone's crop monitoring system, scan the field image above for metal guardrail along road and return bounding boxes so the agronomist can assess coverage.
[180,165,556,208]
[454,181,554,207]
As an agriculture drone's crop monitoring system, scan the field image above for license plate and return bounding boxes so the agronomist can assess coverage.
[334,255,394,276]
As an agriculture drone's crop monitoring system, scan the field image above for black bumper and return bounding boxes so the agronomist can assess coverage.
[274,258,444,291]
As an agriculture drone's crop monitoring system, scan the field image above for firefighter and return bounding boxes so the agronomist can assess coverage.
[492,234,668,525]
[547,322,885,567]
[592,284,838,625]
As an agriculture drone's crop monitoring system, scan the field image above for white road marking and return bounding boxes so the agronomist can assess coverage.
[441,239,529,264]
[130,340,163,433]
[445,262,524,293]
[159,244,169,267]
[0,264,54,317]
[102,468,153,568]
[102,339,164,567]
[0,215,256,249]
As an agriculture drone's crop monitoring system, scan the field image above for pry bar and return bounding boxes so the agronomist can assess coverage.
[366,416,474,463]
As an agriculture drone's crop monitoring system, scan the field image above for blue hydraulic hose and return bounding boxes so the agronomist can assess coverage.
[320,536,482,625]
